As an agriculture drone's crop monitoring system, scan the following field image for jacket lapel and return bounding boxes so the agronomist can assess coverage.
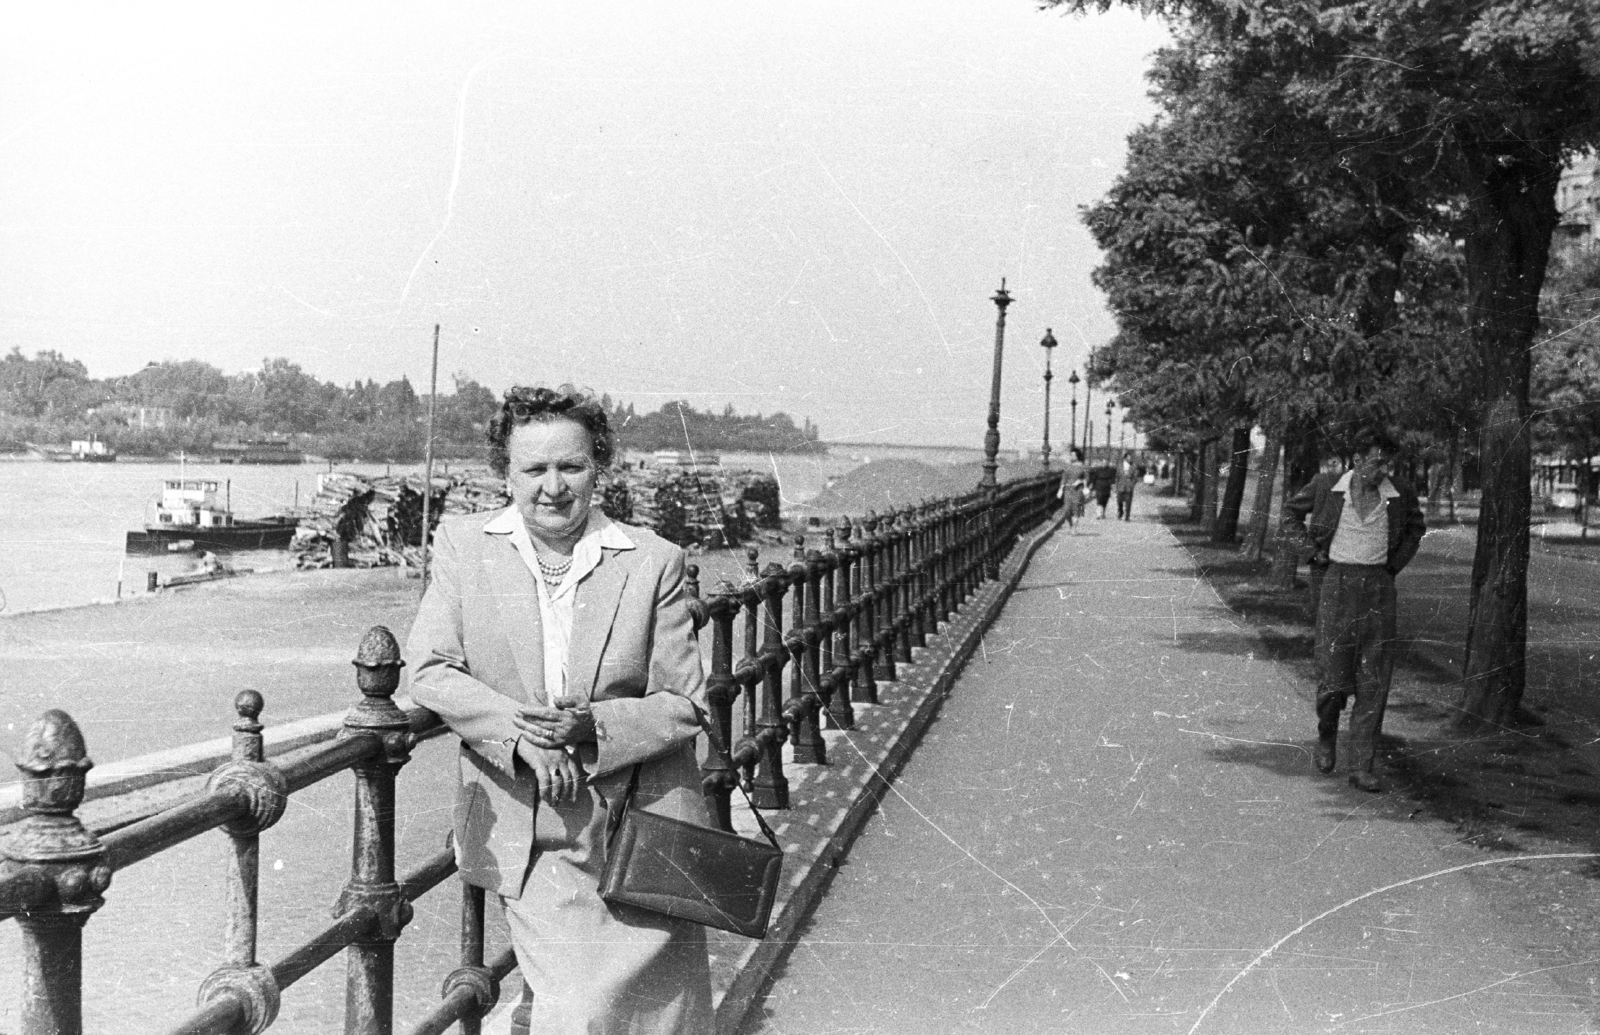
[483,532,546,705]
[565,548,630,702]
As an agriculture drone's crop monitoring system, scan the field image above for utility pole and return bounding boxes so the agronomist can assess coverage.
[420,324,439,586]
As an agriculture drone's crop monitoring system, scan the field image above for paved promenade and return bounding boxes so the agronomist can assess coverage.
[7,503,1600,1033]
[741,498,1599,1034]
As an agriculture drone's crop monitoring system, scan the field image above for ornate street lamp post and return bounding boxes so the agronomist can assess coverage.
[1067,369,1080,453]
[1039,329,1057,469]
[980,280,1012,490]
[1105,400,1115,457]
[1084,349,1095,461]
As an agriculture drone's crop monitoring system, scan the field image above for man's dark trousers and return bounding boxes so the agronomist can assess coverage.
[1116,491,1133,520]
[1315,563,1397,773]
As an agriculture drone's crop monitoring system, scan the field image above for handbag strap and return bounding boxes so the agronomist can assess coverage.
[691,703,782,852]
[605,706,782,853]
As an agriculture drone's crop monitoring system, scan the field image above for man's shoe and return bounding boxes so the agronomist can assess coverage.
[1314,738,1336,774]
[1349,771,1383,793]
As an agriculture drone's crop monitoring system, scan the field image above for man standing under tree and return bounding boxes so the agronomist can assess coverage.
[1114,452,1138,520]
[1283,425,1426,792]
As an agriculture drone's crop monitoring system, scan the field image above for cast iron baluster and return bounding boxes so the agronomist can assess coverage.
[437,879,497,1035]
[815,531,839,729]
[905,504,925,651]
[787,537,826,764]
[701,580,741,832]
[874,510,898,683]
[338,626,415,1035]
[0,710,109,1035]
[934,502,947,623]
[829,522,857,729]
[194,690,290,1035]
[735,548,764,795]
[916,501,935,646]
[807,542,838,736]
[751,563,790,808]
[852,516,878,704]
[895,509,915,663]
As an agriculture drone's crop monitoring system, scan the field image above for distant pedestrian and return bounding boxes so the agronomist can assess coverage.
[1282,424,1425,793]
[1057,448,1087,530]
[1114,453,1138,520]
[1089,463,1115,519]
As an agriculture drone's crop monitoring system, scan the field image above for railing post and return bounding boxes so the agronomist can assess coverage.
[701,581,741,832]
[195,690,289,1035]
[874,510,898,683]
[894,509,915,663]
[736,549,763,795]
[752,564,790,809]
[338,627,415,1035]
[827,523,856,730]
[788,536,826,764]
[0,710,109,1035]
[437,879,497,1035]
[851,516,879,705]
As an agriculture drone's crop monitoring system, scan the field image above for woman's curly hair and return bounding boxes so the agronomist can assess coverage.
[486,384,616,477]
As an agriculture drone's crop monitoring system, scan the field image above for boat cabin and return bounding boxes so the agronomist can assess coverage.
[157,479,234,527]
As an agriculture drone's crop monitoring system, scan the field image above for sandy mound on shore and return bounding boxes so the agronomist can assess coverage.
[799,457,1036,517]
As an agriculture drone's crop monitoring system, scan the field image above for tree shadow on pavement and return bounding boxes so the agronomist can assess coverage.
[1157,502,1600,860]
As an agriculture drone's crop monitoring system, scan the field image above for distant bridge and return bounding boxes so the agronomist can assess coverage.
[822,440,1009,457]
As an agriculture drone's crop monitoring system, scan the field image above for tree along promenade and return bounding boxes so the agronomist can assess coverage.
[0,476,1061,1035]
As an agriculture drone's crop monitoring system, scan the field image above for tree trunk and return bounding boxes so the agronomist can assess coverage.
[1447,428,1459,523]
[1270,416,1319,590]
[1200,438,1222,527]
[1241,420,1282,561]
[1457,148,1560,730]
[1189,443,1206,522]
[1212,426,1251,543]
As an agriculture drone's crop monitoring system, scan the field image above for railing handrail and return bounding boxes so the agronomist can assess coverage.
[0,472,1064,1035]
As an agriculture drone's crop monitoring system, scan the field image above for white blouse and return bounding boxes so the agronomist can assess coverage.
[482,507,637,702]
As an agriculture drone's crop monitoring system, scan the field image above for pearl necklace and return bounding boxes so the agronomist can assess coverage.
[536,554,572,584]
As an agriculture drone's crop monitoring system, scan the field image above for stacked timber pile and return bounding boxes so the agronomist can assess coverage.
[629,466,730,548]
[293,471,512,570]
[291,465,783,567]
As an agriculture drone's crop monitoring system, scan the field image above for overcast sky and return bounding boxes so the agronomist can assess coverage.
[3,1,1167,445]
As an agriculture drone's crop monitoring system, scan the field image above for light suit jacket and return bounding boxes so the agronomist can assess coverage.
[405,509,710,899]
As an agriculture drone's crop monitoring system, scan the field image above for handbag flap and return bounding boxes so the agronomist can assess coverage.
[600,807,783,939]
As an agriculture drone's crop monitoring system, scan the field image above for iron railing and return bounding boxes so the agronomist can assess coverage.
[0,473,1061,1035]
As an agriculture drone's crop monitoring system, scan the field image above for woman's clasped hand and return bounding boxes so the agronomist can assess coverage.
[514,696,595,803]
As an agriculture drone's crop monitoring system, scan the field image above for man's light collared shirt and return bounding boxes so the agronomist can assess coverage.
[1327,470,1397,566]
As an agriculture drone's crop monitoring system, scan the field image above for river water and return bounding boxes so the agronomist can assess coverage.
[0,446,991,615]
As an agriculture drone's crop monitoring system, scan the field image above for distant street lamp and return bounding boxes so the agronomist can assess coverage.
[1084,349,1095,459]
[1105,399,1114,457]
[980,279,1012,490]
[1067,369,1080,453]
[1039,329,1057,469]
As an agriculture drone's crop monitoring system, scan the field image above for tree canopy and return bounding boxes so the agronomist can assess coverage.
[1055,0,1600,726]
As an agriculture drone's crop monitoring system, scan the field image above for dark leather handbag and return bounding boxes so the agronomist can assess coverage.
[597,709,783,939]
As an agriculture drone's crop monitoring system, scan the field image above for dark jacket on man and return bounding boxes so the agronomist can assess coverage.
[1282,470,1427,575]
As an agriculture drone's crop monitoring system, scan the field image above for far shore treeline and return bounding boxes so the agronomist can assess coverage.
[0,350,824,462]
